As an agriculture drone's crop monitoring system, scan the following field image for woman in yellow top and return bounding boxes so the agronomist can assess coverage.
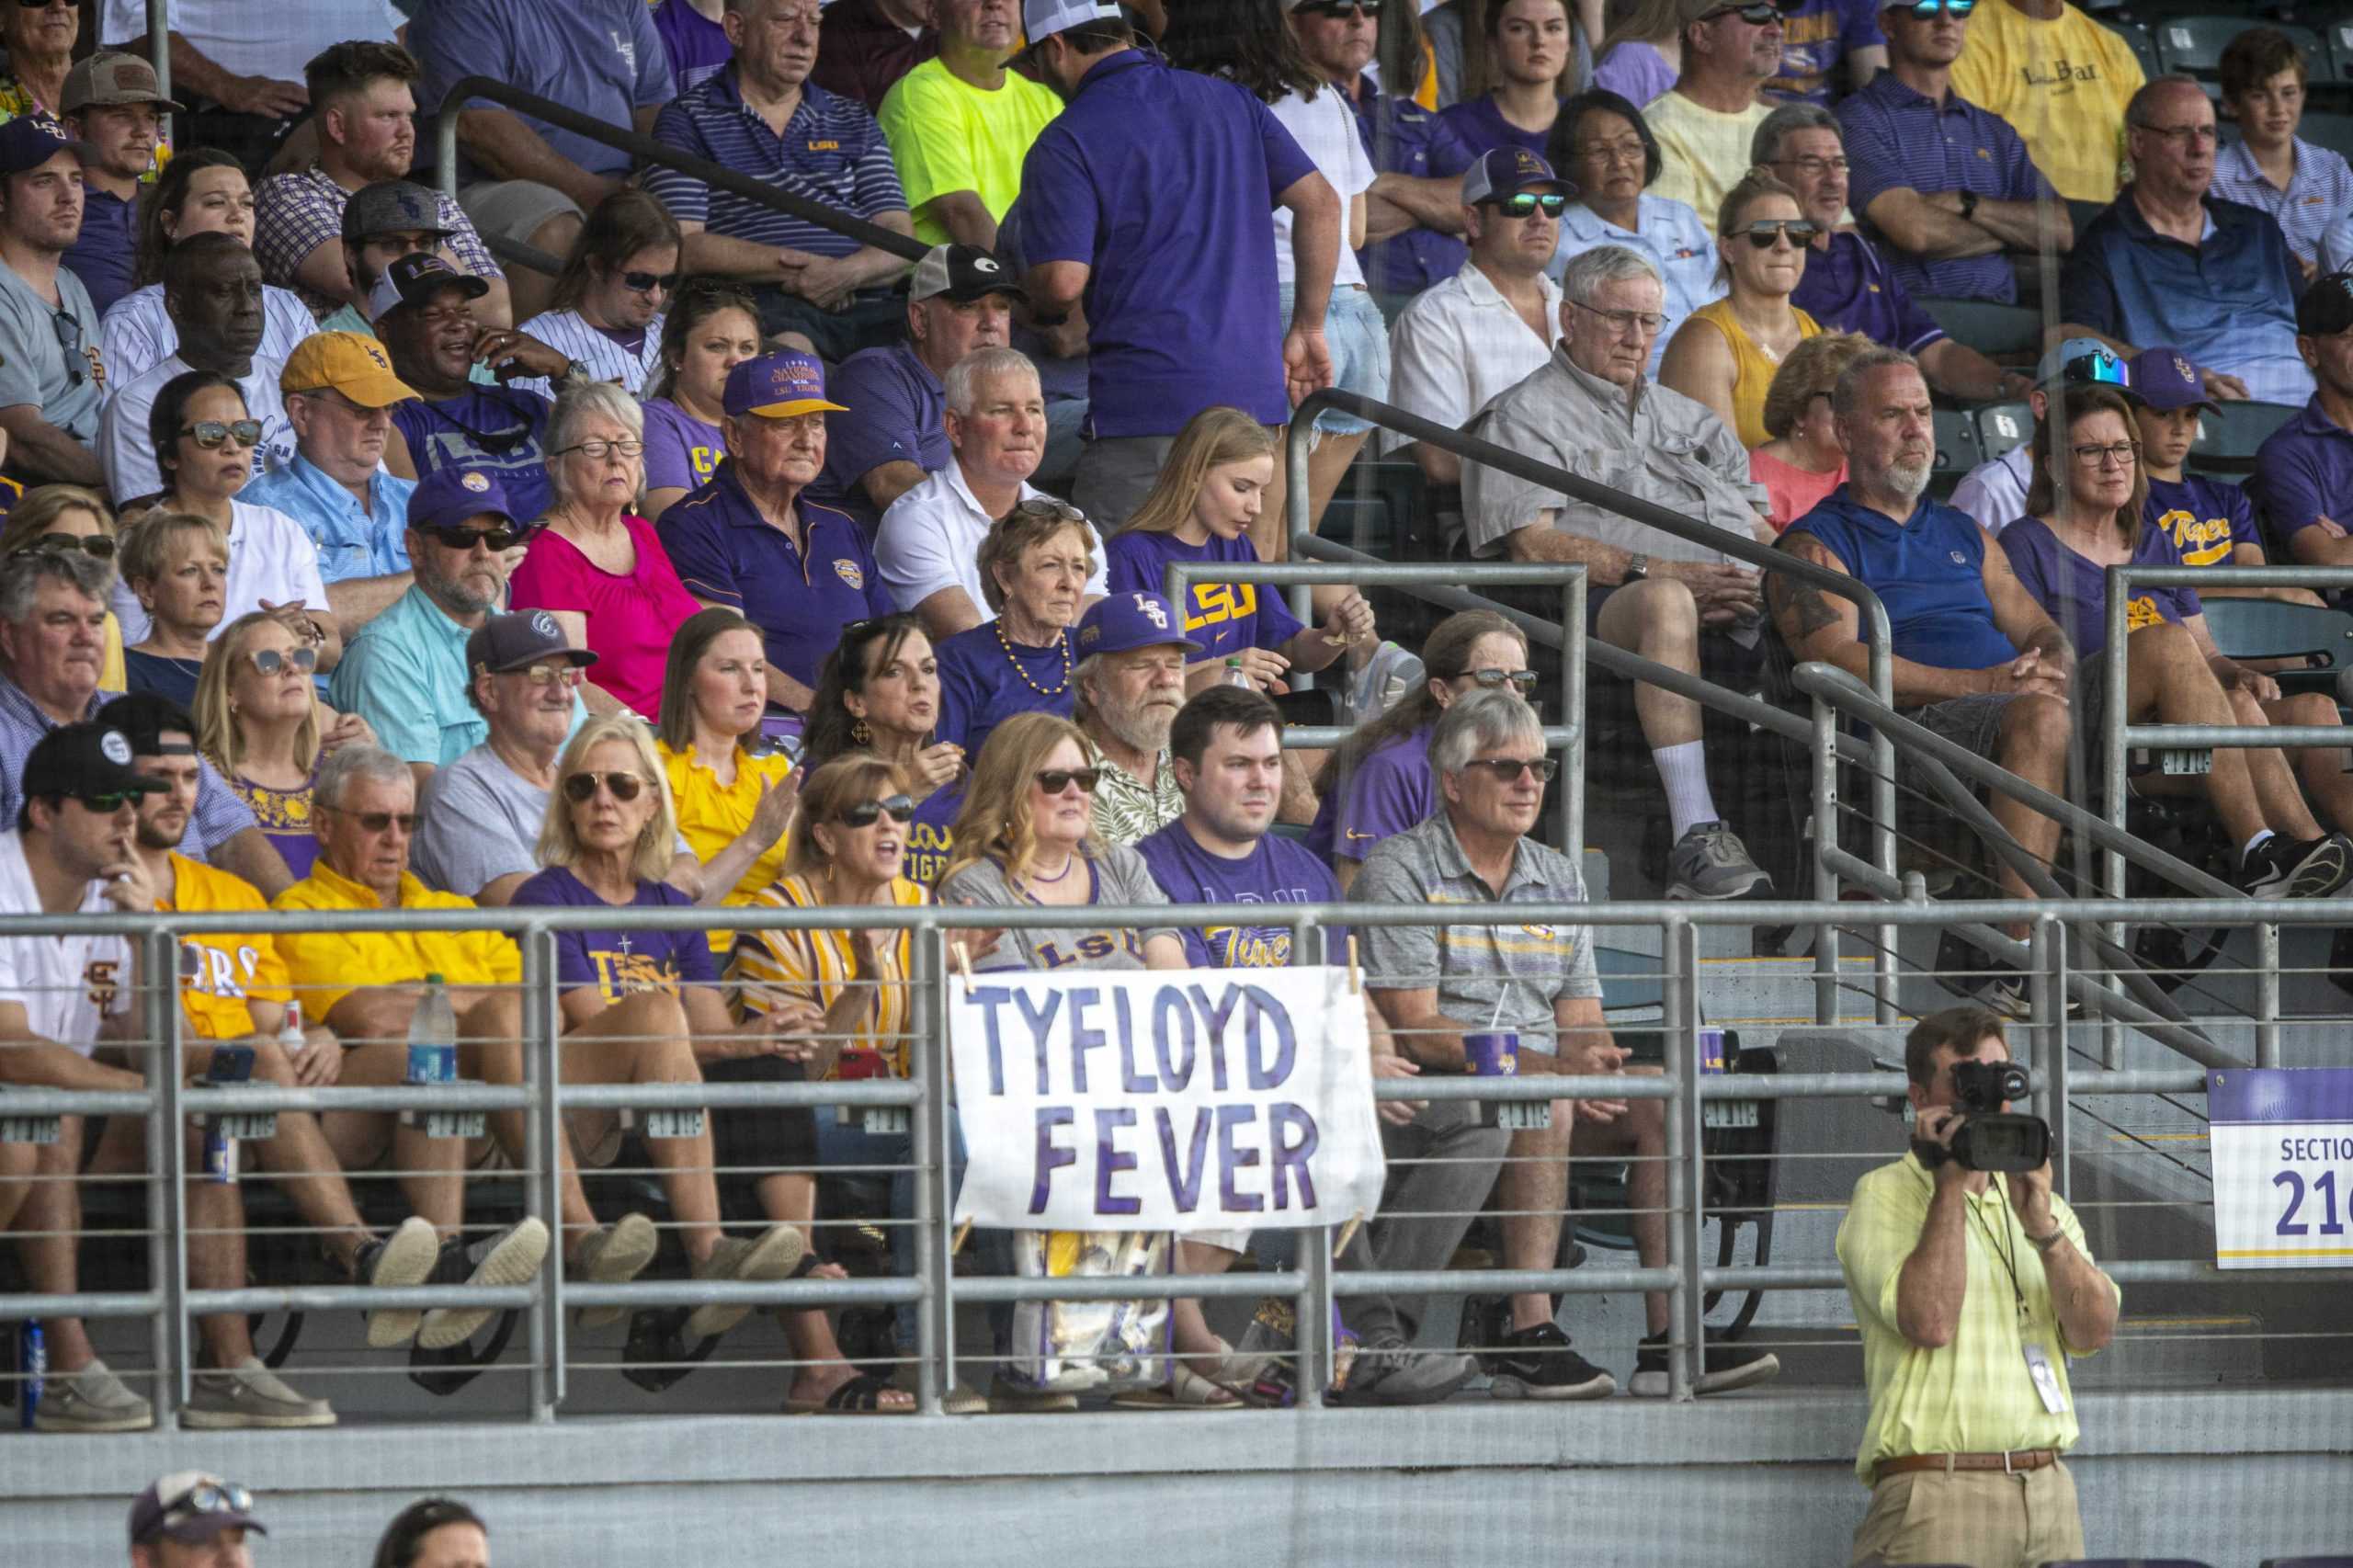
[726,752,938,1414]
[654,607,801,944]
[3,485,128,691]
[1659,167,1822,450]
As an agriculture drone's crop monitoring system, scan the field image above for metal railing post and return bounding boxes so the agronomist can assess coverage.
[1283,422,1315,665]
[910,924,946,1415]
[1809,696,1840,1025]
[143,926,183,1425]
[2041,919,2075,1200]
[1290,908,1327,1408]
[2256,923,2281,1069]
[1562,568,1586,860]
[146,0,171,121]
[1662,917,1699,1402]
[519,925,562,1419]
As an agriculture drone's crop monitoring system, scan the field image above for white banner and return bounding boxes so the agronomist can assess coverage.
[2208,1067,2353,1270]
[949,967,1388,1232]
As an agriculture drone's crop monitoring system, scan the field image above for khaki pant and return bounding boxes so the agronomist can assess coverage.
[1851,1460,2085,1568]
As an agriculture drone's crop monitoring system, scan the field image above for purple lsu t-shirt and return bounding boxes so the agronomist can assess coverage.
[1132,819,1345,969]
[1996,515,2201,663]
[904,778,963,889]
[1305,724,1435,864]
[2143,473,2254,572]
[933,621,1077,760]
[641,397,725,495]
[1102,528,1307,666]
[652,0,732,93]
[510,866,719,998]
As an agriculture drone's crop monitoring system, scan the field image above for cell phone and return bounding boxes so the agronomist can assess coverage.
[203,1044,256,1085]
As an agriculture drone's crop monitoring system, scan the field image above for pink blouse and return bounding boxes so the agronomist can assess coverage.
[506,513,703,718]
[1750,447,1847,535]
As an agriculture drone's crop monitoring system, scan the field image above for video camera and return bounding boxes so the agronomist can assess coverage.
[1911,1058,2052,1174]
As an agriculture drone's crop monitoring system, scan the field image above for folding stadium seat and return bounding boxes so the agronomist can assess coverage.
[2104,16,2164,81]
[1931,408,1983,500]
[1978,400,2033,460]
[2154,15,2324,79]
[2186,399,2300,475]
[1916,298,2044,358]
[2296,109,2353,165]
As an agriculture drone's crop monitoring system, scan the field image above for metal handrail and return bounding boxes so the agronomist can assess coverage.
[429,75,927,264]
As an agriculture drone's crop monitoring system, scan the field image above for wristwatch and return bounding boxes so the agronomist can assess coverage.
[1622,552,1651,584]
[1958,187,1981,222]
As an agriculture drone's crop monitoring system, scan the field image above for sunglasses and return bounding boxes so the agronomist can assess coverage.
[50,308,82,388]
[1464,667,1540,692]
[506,660,582,687]
[1462,756,1560,783]
[2057,347,2130,389]
[417,522,523,552]
[1737,219,1820,248]
[1293,0,1381,15]
[180,418,265,450]
[1014,496,1086,524]
[1484,191,1570,219]
[1705,0,1789,22]
[1035,767,1102,795]
[837,793,916,828]
[248,645,319,676]
[27,531,113,559]
[71,790,142,812]
[335,809,418,834]
[1894,0,1972,15]
[156,1480,255,1524]
[563,770,647,803]
[621,269,682,294]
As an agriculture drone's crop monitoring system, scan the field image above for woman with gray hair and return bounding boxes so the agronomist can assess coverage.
[507,380,703,721]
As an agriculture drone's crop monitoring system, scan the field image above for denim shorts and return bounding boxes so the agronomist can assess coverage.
[1277,283,1389,437]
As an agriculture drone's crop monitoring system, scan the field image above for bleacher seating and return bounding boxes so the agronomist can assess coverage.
[1979,400,2034,460]
[1918,298,2044,360]
[2153,16,2325,81]
[2186,400,2300,474]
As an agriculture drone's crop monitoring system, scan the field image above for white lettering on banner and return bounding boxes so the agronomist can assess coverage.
[949,967,1388,1233]
[2207,1067,2353,1269]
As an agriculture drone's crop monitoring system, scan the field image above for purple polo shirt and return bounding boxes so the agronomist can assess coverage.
[1350,74,1477,298]
[2250,398,2353,559]
[654,459,895,691]
[651,0,731,93]
[1836,70,2052,305]
[1305,725,1435,864]
[1790,231,1946,355]
[1997,515,2200,662]
[1016,51,1314,437]
[809,340,949,531]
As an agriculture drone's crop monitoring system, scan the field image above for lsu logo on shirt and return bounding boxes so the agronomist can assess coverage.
[2155,506,2234,567]
[1202,926,1292,969]
[834,559,866,591]
[2124,593,2166,631]
[593,949,679,1001]
[904,821,953,888]
[1035,930,1141,969]
[1188,581,1259,631]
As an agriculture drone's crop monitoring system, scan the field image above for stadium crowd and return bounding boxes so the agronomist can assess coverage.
[0,0,2327,1549]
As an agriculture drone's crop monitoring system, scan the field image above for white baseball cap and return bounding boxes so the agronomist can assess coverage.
[1019,0,1126,51]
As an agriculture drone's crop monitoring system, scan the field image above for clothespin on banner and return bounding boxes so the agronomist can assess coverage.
[1345,935,1363,996]
[951,1218,973,1256]
[1332,1211,1365,1261]
[950,939,975,996]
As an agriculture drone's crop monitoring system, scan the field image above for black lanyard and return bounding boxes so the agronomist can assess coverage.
[1967,1175,2029,1324]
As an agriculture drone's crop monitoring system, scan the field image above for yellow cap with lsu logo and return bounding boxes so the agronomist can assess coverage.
[278,331,422,410]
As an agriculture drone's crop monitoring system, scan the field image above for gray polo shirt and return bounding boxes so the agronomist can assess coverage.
[1461,345,1768,563]
[0,257,103,445]
[1356,810,1602,1050]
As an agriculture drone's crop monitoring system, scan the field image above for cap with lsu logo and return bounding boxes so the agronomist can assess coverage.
[278,332,421,409]
[1075,590,1204,656]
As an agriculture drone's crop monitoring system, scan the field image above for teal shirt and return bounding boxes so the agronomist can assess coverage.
[240,455,416,583]
[330,583,588,766]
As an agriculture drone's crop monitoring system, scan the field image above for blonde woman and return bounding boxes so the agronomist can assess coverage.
[1106,405,1374,693]
[1749,330,1873,533]
[194,609,373,879]
[1659,168,1823,449]
[119,510,228,704]
[506,713,815,1345]
[2,483,127,692]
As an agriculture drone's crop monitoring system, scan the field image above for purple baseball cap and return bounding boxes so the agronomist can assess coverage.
[1075,591,1204,658]
[408,467,519,535]
[0,113,89,177]
[1462,147,1567,206]
[723,351,849,419]
[2126,347,2218,415]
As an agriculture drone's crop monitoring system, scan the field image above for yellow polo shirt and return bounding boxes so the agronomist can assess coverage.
[1949,0,2144,204]
[659,738,793,946]
[162,851,290,1040]
[1836,1152,2118,1483]
[271,860,518,1023]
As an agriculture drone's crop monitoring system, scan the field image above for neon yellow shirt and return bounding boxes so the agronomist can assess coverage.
[1949,0,2144,204]
[878,58,1063,249]
[1836,1152,2118,1483]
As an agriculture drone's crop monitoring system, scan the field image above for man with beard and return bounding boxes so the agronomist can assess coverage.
[1646,0,1786,222]
[0,114,106,485]
[254,43,511,326]
[100,233,294,504]
[1071,591,1199,848]
[331,469,585,791]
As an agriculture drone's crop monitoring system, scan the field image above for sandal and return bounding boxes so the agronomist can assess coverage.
[1108,1363,1245,1412]
[785,1371,915,1415]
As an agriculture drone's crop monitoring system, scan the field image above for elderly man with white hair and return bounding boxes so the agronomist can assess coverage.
[873,344,1107,642]
[1461,242,1774,901]
[1071,589,1200,848]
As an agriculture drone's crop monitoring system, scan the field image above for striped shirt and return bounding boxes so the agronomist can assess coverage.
[516,307,666,394]
[727,872,928,1077]
[646,68,906,258]
[100,281,321,388]
[2211,136,2353,268]
[253,166,504,319]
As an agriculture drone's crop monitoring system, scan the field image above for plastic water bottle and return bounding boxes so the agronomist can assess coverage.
[1222,657,1252,689]
[18,1321,43,1429]
[407,974,457,1085]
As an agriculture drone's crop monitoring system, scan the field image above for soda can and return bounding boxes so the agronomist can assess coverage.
[19,1321,43,1430]
[204,1124,237,1185]
[1698,1027,1728,1076]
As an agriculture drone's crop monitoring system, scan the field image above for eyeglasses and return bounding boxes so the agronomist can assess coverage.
[506,660,581,687]
[563,770,647,803]
[2135,120,2219,149]
[620,270,681,294]
[1896,0,1972,16]
[1737,219,1820,248]
[334,808,418,834]
[155,1481,255,1525]
[1462,667,1540,693]
[2058,347,2131,390]
[1772,154,1849,177]
[1572,138,1648,167]
[50,308,83,388]
[837,793,916,828]
[1462,756,1560,783]
[2071,440,2140,467]
[1567,298,1665,336]
[1034,767,1102,795]
[180,419,264,449]
[1483,191,1569,219]
[27,532,113,559]
[1293,0,1380,16]
[416,522,522,552]
[70,790,140,812]
[555,438,646,460]
[248,645,319,676]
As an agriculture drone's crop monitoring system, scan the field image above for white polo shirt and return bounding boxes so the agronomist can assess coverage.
[875,460,1109,618]
[0,832,130,1056]
[110,497,331,645]
[1384,260,1563,457]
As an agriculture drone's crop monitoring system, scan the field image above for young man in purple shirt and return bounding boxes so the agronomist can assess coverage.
[1013,0,1341,528]
[2253,271,2353,593]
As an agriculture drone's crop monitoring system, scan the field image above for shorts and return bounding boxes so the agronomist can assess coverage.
[705,1054,820,1178]
[1903,651,2104,784]
[458,180,585,252]
[1278,283,1388,437]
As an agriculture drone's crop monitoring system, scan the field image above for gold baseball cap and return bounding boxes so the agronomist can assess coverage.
[278,332,420,409]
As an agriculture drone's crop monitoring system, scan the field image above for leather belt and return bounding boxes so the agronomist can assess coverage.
[1874,1449,2058,1484]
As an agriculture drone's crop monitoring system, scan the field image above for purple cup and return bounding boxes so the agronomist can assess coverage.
[1463,1031,1519,1077]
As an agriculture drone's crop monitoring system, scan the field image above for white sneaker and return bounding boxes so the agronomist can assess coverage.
[34,1357,153,1432]
[185,1357,336,1428]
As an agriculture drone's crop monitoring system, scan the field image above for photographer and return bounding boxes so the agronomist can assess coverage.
[1836,1006,2120,1567]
